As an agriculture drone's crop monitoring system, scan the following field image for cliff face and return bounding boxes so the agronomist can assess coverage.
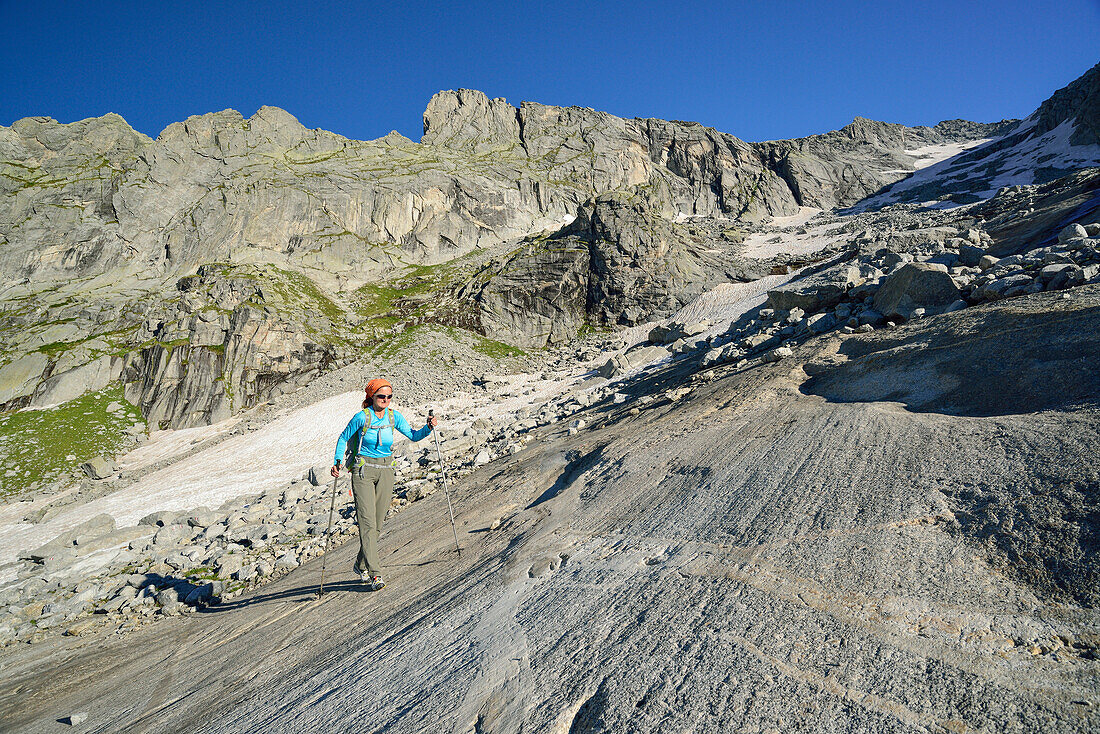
[1033,60,1100,145]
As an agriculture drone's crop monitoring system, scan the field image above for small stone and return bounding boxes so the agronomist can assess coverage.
[473,449,491,466]
[64,617,99,637]
[65,712,89,726]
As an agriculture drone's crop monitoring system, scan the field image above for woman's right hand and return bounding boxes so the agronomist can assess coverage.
[330,464,341,478]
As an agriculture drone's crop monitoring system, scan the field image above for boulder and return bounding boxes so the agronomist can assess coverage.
[806,313,837,334]
[138,510,182,527]
[647,324,679,344]
[957,244,985,267]
[1058,223,1088,243]
[597,345,669,378]
[1039,263,1075,282]
[872,263,961,319]
[877,251,911,271]
[184,583,215,605]
[1049,265,1086,290]
[20,513,118,564]
[80,455,117,480]
[185,509,219,528]
[763,346,794,362]
[766,262,863,313]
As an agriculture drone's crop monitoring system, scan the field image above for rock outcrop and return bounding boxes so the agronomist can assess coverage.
[123,264,343,428]
[1033,60,1100,146]
[471,185,767,347]
[755,117,1017,209]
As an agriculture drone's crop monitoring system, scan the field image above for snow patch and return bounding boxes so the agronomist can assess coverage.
[859,119,1100,211]
[903,139,992,170]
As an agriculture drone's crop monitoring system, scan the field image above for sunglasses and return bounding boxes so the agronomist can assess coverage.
[373,393,393,400]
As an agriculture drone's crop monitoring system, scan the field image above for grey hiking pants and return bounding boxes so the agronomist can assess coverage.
[350,458,395,576]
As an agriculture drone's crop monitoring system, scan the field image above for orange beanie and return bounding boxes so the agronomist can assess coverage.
[365,378,392,399]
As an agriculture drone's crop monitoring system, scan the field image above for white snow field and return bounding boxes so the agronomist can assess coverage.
[861,117,1100,210]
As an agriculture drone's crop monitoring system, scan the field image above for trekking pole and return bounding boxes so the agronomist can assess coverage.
[317,473,340,598]
[430,409,462,557]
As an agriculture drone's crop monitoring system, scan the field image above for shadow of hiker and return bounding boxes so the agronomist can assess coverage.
[199,579,373,613]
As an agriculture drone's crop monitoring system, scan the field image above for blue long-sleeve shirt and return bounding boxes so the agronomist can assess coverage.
[334,408,432,464]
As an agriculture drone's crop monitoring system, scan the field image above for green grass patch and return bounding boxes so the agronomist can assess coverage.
[470,334,526,358]
[0,383,145,497]
[268,266,344,325]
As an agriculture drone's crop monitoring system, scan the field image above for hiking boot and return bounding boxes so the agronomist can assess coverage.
[367,575,386,592]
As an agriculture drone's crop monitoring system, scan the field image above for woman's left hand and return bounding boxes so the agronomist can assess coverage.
[427,415,438,429]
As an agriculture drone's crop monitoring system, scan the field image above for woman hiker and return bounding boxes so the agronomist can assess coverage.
[331,378,438,591]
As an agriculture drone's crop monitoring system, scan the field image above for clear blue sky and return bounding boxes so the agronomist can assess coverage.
[2,1,1098,143]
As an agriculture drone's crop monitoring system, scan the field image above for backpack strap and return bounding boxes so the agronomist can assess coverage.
[369,407,396,449]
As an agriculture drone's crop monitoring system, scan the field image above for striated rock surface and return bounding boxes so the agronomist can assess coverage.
[2,286,1098,732]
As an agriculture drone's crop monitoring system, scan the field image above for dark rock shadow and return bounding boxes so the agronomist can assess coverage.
[800,291,1100,417]
[528,445,607,509]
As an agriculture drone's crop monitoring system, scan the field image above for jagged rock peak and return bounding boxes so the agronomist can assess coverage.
[375,130,415,146]
[249,105,306,132]
[421,89,521,151]
[1033,60,1100,145]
